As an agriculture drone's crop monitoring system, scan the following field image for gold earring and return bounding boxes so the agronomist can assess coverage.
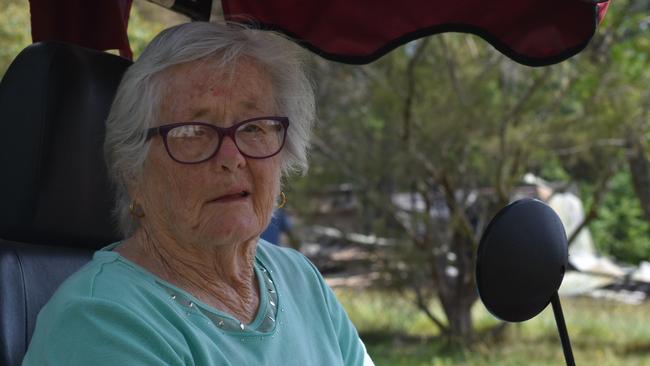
[129,201,145,218]
[278,192,287,209]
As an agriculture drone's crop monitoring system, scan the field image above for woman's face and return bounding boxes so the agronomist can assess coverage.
[136,57,281,248]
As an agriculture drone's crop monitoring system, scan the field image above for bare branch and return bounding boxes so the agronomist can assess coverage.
[553,139,625,156]
[567,162,618,247]
[438,173,477,247]
[495,69,551,201]
[402,38,431,141]
[626,133,650,223]
[413,284,449,333]
[507,68,551,127]
[437,36,469,106]
[310,135,369,186]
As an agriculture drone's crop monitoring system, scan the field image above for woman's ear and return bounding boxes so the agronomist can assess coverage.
[125,173,145,207]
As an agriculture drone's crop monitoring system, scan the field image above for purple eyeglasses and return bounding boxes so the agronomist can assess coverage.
[145,117,289,164]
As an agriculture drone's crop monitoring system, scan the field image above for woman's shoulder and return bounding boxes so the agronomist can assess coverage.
[256,239,330,295]
[25,248,187,365]
[25,266,185,365]
[41,247,164,316]
[256,239,315,273]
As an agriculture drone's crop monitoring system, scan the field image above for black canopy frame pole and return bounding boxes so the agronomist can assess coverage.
[551,292,576,366]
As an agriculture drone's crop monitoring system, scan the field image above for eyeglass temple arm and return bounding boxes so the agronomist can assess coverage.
[145,127,161,141]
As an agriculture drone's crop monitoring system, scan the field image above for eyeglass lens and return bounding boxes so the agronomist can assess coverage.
[165,119,285,163]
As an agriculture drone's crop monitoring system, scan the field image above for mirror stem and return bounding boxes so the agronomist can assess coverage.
[551,292,575,366]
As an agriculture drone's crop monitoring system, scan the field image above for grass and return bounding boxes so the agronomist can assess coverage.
[335,289,650,365]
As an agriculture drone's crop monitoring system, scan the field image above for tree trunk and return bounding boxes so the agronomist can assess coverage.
[626,135,650,223]
[439,291,475,343]
[434,232,478,344]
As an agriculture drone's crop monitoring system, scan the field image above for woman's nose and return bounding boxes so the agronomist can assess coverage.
[214,135,246,171]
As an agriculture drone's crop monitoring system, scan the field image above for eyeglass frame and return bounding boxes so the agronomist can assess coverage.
[145,116,290,164]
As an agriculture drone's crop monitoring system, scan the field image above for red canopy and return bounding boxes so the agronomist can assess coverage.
[29,0,610,66]
[30,0,135,59]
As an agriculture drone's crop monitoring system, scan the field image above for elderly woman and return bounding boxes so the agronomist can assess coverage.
[24,22,373,366]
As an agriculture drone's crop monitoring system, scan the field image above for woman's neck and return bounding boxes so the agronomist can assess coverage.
[116,226,260,324]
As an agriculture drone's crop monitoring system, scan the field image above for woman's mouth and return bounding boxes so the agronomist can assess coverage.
[208,191,250,204]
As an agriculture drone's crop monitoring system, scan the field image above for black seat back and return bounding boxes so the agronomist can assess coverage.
[0,42,131,366]
[0,242,95,366]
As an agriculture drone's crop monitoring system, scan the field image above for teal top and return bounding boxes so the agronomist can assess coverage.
[23,241,373,366]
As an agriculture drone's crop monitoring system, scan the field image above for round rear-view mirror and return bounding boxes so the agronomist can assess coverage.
[476,198,568,322]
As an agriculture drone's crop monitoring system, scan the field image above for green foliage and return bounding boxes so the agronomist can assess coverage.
[0,0,184,79]
[299,1,650,337]
[588,170,650,264]
[0,0,31,77]
[338,288,650,366]
[298,0,650,339]
[534,156,572,182]
[128,1,187,59]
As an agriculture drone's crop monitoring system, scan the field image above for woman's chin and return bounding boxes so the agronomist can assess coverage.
[197,217,260,245]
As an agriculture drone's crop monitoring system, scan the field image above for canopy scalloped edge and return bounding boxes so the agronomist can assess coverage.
[253,21,597,67]
[223,0,610,67]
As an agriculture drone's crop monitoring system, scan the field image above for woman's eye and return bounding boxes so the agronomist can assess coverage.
[243,124,264,133]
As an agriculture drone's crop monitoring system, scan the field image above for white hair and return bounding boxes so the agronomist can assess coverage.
[104,21,315,237]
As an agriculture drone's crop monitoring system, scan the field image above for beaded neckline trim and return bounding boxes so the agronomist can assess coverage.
[157,260,279,334]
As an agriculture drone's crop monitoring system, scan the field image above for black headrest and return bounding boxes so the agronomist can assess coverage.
[0,42,132,248]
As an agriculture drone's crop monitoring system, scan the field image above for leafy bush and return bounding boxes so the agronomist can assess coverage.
[588,170,650,265]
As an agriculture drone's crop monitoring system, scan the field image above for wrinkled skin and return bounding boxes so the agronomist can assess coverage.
[117,57,281,324]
